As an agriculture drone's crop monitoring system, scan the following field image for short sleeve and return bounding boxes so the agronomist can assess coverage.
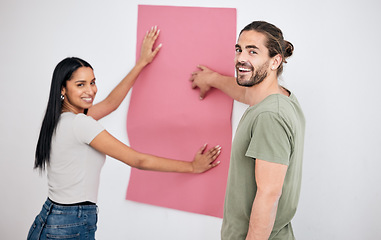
[72,114,105,144]
[246,112,291,165]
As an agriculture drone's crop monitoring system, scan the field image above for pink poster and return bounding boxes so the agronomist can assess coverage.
[126,5,236,218]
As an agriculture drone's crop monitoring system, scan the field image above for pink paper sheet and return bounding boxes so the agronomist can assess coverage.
[126,5,236,218]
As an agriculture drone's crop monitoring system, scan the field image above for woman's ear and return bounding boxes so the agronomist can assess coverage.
[61,87,66,96]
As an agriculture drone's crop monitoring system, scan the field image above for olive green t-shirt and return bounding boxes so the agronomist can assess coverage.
[221,93,305,240]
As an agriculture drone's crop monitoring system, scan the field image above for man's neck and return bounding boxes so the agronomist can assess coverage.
[244,76,288,106]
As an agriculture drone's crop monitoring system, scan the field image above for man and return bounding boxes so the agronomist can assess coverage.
[190,21,305,240]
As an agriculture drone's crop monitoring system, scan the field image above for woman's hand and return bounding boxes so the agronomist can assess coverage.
[191,144,221,173]
[137,26,162,67]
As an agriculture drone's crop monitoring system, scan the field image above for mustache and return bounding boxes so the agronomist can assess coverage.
[235,61,254,70]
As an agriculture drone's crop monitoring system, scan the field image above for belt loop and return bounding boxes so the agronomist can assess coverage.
[47,201,53,215]
[39,199,54,236]
[43,199,54,222]
[78,206,82,218]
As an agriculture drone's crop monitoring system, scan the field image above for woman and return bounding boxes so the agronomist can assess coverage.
[27,27,221,240]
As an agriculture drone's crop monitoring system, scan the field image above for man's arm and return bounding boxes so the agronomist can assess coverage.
[245,159,288,240]
[190,65,249,104]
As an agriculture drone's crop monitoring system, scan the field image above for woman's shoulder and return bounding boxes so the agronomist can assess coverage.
[60,112,100,129]
[75,113,96,121]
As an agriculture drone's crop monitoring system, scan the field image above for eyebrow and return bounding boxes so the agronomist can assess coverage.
[235,44,259,50]
[246,45,259,50]
[74,78,96,83]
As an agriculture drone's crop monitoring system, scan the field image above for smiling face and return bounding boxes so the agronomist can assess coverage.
[61,66,97,114]
[235,30,272,87]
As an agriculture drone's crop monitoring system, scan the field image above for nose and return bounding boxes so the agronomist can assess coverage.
[235,57,249,68]
[86,84,97,95]
[235,51,248,64]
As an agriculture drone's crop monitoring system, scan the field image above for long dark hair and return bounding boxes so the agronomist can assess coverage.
[34,57,93,170]
[240,21,294,76]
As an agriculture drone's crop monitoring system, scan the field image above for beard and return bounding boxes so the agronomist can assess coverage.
[236,60,269,87]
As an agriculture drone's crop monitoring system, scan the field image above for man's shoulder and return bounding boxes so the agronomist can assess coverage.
[246,94,284,116]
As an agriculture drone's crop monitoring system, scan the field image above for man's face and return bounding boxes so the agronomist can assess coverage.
[234,30,271,87]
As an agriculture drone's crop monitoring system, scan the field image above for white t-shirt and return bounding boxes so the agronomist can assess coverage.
[47,112,105,204]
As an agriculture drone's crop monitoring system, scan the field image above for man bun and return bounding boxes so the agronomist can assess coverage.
[284,40,294,59]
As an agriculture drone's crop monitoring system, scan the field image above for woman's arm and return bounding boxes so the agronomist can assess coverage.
[88,26,162,120]
[90,130,221,173]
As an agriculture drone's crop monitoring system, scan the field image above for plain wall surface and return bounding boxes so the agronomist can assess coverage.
[1,0,380,239]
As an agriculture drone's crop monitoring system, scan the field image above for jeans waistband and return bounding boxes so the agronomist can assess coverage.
[48,198,96,206]
[45,198,98,212]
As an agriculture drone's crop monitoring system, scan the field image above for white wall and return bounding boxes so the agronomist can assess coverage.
[1,0,380,239]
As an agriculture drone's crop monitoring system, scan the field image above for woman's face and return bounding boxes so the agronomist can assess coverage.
[61,67,97,114]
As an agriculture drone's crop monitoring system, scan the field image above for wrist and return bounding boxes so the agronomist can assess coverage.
[135,59,148,69]
[189,161,195,173]
[207,71,222,87]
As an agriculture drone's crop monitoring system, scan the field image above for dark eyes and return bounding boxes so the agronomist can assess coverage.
[235,48,256,54]
[76,82,96,87]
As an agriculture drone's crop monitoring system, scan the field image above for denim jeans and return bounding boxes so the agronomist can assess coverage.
[27,198,98,240]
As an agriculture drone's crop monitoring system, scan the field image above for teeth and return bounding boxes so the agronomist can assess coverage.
[82,98,92,101]
[238,67,251,72]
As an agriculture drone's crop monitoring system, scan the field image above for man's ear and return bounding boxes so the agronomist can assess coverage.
[270,54,282,70]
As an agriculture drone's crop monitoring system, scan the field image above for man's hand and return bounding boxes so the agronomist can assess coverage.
[190,65,221,99]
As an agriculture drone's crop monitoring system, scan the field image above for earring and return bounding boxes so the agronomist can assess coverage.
[61,94,64,101]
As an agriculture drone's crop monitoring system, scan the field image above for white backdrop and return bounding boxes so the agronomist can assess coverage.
[1,0,381,239]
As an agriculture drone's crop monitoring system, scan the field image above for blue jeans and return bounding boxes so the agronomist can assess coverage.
[27,198,98,240]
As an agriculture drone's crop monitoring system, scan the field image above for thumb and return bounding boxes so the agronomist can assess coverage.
[152,43,162,56]
[198,143,207,154]
[197,65,206,71]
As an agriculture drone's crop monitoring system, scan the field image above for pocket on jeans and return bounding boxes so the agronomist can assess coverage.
[44,224,84,239]
[46,232,80,239]
[45,215,85,239]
